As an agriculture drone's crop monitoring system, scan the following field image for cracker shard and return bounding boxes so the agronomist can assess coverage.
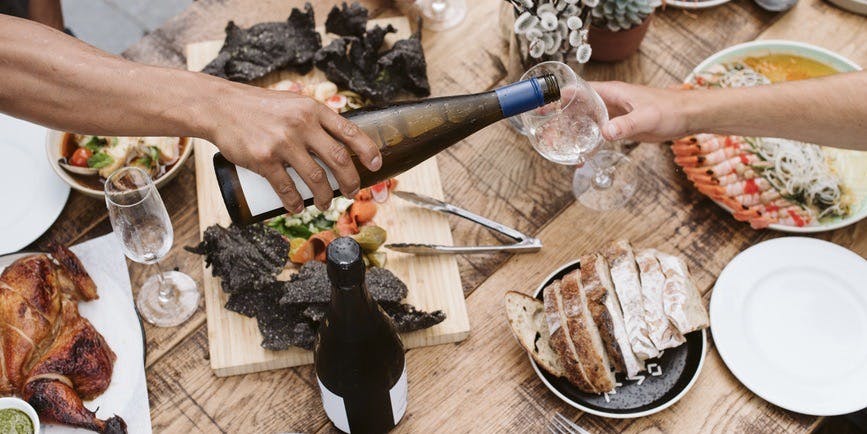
[202,2,321,82]
[185,224,288,294]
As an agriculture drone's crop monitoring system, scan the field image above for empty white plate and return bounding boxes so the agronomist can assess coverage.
[711,237,867,415]
[0,114,69,254]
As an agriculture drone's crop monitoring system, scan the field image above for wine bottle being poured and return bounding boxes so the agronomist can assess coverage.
[315,237,407,433]
[214,74,561,225]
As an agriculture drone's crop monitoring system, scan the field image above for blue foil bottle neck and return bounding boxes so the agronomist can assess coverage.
[494,77,547,118]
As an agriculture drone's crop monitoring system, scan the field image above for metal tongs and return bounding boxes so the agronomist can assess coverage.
[384,191,542,255]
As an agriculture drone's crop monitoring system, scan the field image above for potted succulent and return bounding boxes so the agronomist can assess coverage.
[501,0,597,76]
[588,0,661,62]
[501,0,660,70]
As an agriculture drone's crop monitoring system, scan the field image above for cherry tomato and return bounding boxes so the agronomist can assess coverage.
[70,148,92,167]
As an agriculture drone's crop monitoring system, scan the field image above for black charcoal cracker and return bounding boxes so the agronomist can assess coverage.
[202,3,321,82]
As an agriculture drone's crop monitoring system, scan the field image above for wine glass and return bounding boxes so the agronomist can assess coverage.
[419,0,467,31]
[519,61,638,211]
[104,167,199,327]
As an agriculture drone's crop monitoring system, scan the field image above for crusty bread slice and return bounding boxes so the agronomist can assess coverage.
[653,251,709,334]
[504,291,564,377]
[543,281,597,393]
[635,249,686,351]
[559,270,616,393]
[604,239,659,361]
[580,253,645,377]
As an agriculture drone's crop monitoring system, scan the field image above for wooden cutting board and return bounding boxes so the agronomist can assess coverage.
[186,17,470,377]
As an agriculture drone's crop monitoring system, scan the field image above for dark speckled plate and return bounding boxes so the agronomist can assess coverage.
[531,259,707,419]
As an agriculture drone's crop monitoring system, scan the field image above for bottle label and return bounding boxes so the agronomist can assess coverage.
[390,366,408,424]
[317,365,408,433]
[236,158,340,216]
[318,376,351,433]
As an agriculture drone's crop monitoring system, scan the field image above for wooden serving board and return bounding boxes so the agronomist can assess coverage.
[186,17,470,377]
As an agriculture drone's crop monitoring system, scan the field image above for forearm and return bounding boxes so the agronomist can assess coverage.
[0,15,227,140]
[684,72,867,150]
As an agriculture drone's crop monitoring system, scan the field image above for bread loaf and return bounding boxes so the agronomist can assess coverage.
[559,270,616,393]
[604,240,659,361]
[580,253,645,378]
[543,281,598,393]
[654,251,709,334]
[635,249,686,351]
[504,291,564,377]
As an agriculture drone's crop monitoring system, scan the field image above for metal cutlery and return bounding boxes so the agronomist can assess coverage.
[384,191,542,255]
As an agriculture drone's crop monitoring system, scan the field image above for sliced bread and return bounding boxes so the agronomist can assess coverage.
[559,270,616,393]
[543,280,597,393]
[504,291,564,377]
[653,251,709,334]
[604,239,659,361]
[580,253,645,378]
[635,249,686,351]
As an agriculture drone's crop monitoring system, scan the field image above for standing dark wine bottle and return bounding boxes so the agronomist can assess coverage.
[315,237,406,433]
[214,74,560,225]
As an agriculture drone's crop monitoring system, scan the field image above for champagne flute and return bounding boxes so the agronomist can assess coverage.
[419,0,467,31]
[104,166,199,327]
[520,61,638,210]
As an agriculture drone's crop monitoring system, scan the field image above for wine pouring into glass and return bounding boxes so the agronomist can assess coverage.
[516,61,638,211]
[104,166,199,327]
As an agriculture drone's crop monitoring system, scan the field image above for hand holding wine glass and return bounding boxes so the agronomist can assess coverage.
[519,61,639,211]
[105,167,199,327]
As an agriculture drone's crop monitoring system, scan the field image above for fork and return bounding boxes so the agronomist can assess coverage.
[547,412,591,434]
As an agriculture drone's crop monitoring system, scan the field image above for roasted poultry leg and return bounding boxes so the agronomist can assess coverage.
[24,378,127,434]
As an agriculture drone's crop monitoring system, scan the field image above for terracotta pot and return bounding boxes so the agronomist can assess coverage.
[588,15,653,62]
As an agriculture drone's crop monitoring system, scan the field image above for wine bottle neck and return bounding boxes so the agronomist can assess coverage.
[493,74,561,117]
[330,283,378,325]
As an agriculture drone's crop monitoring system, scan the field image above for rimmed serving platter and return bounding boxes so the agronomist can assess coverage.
[683,40,867,233]
[529,260,707,419]
[665,0,732,10]
[710,237,867,415]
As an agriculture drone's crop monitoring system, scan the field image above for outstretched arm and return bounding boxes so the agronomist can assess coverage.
[0,14,381,213]
[591,72,867,151]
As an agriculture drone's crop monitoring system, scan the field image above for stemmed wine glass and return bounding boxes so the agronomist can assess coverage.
[419,0,467,31]
[105,166,199,327]
[518,61,638,211]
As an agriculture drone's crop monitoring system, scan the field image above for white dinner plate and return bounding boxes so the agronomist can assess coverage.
[710,237,867,415]
[665,0,732,9]
[0,234,152,433]
[0,114,70,254]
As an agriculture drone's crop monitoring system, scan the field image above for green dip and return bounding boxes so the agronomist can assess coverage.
[0,408,34,434]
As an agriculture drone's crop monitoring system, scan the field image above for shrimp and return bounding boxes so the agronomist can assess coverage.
[732,198,796,221]
[683,153,761,179]
[749,206,813,229]
[675,146,744,167]
[671,134,741,157]
[696,178,770,199]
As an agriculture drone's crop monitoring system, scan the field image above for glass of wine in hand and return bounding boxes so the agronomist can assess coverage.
[519,61,638,211]
[105,167,199,327]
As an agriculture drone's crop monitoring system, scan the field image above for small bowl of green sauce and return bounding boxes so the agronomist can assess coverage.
[0,397,39,434]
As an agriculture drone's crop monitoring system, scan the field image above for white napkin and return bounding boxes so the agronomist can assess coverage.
[41,233,153,434]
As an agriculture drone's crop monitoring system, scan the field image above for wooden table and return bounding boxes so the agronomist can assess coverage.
[28,0,867,432]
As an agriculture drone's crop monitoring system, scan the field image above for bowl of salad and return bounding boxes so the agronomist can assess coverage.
[45,130,192,198]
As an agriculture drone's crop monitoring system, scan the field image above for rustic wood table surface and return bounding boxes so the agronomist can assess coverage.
[26,0,867,432]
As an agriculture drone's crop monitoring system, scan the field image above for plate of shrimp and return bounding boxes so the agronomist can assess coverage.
[675,41,867,232]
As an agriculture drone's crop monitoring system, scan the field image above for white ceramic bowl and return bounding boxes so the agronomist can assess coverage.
[684,40,867,233]
[0,397,40,433]
[45,131,193,198]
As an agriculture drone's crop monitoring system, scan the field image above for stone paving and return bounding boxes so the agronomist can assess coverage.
[64,0,191,53]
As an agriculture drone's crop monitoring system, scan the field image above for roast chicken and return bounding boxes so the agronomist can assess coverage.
[0,243,126,433]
